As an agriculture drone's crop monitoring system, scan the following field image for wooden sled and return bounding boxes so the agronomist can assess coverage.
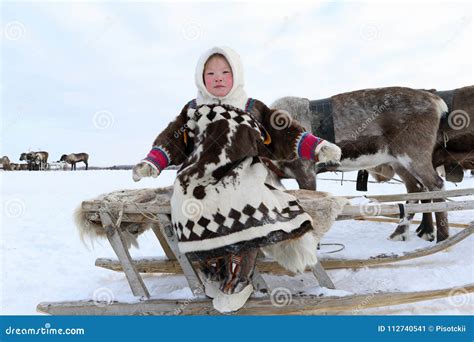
[37,188,474,315]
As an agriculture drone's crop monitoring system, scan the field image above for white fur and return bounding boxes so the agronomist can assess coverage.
[73,190,158,249]
[436,165,446,177]
[315,140,342,163]
[419,231,436,242]
[396,154,413,169]
[434,97,449,118]
[339,149,396,171]
[388,218,410,242]
[75,205,140,249]
[261,231,318,274]
[389,231,409,241]
[212,284,253,313]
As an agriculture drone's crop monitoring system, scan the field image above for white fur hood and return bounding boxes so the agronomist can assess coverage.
[195,46,248,110]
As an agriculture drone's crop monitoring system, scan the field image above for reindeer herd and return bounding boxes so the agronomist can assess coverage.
[0,152,89,171]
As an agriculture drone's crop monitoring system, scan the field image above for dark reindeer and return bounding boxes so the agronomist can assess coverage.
[368,86,473,239]
[60,153,89,171]
[271,86,451,243]
[19,151,49,170]
[19,152,35,170]
[431,86,474,178]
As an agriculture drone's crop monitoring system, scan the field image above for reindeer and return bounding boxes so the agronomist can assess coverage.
[19,152,33,170]
[33,151,49,171]
[20,152,37,170]
[59,153,89,171]
[367,86,473,238]
[371,87,474,178]
[272,86,450,243]
[1,156,11,170]
[19,151,49,170]
[431,86,474,178]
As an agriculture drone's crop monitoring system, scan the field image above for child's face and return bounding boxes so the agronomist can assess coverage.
[203,56,233,97]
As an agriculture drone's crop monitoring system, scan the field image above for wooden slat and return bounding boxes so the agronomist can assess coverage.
[155,214,203,296]
[312,262,335,289]
[84,201,171,214]
[354,217,469,228]
[82,200,474,222]
[36,283,474,315]
[150,224,176,261]
[342,188,474,202]
[95,223,474,273]
[339,200,474,218]
[100,212,150,299]
[81,188,474,214]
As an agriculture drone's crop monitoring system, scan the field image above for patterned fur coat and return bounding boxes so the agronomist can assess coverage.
[149,99,318,262]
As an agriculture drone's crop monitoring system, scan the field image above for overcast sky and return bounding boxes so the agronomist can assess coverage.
[1,1,472,166]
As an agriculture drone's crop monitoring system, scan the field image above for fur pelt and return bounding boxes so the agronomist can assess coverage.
[261,190,347,273]
[74,187,173,249]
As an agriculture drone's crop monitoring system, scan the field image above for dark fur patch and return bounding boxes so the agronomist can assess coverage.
[193,185,206,199]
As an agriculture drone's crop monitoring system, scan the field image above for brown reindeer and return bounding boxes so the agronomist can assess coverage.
[272,86,450,242]
[33,151,49,170]
[432,86,474,178]
[371,86,474,178]
[60,153,89,170]
[368,86,473,238]
[1,156,11,170]
[19,151,49,170]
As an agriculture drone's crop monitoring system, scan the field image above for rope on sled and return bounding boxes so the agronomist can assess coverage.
[130,201,162,223]
[318,243,345,254]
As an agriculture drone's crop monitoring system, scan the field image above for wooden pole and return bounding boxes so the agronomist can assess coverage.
[341,188,474,202]
[36,283,474,316]
[95,223,473,273]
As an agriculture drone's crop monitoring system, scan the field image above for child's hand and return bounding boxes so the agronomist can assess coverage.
[315,141,342,167]
[132,161,160,182]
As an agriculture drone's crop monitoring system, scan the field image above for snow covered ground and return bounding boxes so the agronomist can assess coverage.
[1,169,472,315]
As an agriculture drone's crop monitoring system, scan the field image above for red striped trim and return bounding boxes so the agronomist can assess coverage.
[144,147,170,171]
[297,132,323,161]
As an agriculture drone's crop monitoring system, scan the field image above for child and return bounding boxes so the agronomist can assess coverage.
[133,46,341,312]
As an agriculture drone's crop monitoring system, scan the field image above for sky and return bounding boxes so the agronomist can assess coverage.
[1,0,472,166]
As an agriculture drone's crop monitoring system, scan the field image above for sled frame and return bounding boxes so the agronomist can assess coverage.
[99,206,335,301]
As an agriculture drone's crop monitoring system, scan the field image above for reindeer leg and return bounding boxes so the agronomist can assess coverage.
[281,159,317,190]
[415,211,434,240]
[388,164,422,241]
[405,160,449,242]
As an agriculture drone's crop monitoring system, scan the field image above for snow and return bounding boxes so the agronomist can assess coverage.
[1,169,473,315]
